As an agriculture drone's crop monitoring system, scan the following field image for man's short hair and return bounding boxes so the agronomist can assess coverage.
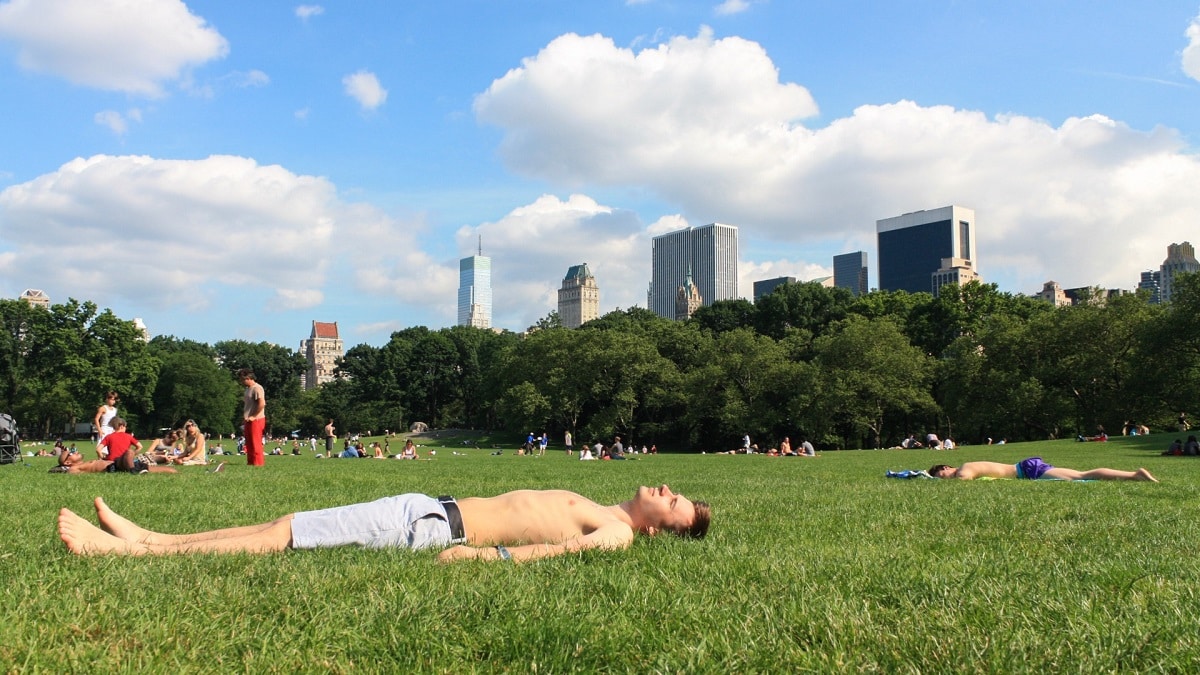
[676,500,711,540]
[110,417,126,429]
[237,368,255,380]
[929,464,952,477]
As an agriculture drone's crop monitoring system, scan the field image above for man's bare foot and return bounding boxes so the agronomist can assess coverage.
[1136,468,1159,483]
[94,497,158,543]
[59,509,149,556]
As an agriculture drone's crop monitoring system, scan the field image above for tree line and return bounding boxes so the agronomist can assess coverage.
[4,275,1199,450]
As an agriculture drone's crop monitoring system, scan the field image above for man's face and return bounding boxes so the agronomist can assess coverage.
[635,484,696,535]
[932,466,956,478]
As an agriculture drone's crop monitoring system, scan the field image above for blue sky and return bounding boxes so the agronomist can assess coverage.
[1,1,1198,348]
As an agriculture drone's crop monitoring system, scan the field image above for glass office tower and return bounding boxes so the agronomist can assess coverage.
[649,223,739,320]
[833,251,869,297]
[876,206,976,294]
[457,254,492,328]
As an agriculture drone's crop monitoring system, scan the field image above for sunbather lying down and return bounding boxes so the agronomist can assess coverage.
[929,457,1157,482]
[58,485,711,563]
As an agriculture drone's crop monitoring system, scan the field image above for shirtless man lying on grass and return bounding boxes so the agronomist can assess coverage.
[58,485,711,563]
[929,457,1158,482]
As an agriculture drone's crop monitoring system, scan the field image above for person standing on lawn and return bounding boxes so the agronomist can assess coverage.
[324,419,336,457]
[93,391,119,459]
[239,369,266,466]
[57,485,711,561]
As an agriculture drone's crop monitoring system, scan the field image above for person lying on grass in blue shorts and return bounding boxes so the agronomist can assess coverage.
[57,485,711,562]
[928,457,1158,482]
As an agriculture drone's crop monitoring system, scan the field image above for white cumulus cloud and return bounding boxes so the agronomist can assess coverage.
[0,155,338,312]
[1184,13,1200,82]
[476,29,818,186]
[477,30,1200,296]
[715,0,752,16]
[0,0,228,96]
[296,5,324,21]
[343,70,388,111]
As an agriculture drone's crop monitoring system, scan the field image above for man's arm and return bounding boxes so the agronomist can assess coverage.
[437,523,635,564]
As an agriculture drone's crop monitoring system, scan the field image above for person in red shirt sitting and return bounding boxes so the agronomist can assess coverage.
[52,418,177,474]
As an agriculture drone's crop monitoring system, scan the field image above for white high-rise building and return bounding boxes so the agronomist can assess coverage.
[648,223,739,320]
[458,247,492,329]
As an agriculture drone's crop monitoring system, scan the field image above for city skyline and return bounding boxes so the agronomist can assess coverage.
[1,2,1199,346]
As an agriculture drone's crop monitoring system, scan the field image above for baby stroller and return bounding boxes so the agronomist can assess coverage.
[0,413,18,465]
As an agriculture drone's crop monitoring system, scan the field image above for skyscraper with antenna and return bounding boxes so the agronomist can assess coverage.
[458,236,492,328]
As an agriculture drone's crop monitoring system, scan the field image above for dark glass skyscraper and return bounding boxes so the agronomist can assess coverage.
[833,251,868,297]
[876,206,976,294]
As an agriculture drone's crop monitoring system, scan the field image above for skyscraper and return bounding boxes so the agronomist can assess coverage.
[300,321,343,390]
[557,263,600,329]
[1138,270,1162,304]
[833,251,869,297]
[649,223,739,319]
[458,242,492,329]
[752,276,798,302]
[876,206,976,294]
[1159,241,1199,304]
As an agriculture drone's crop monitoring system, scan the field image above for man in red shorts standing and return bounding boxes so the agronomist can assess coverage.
[239,368,266,466]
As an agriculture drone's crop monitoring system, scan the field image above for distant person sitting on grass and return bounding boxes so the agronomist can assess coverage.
[173,421,207,465]
[54,418,177,474]
[928,457,1157,482]
[57,485,711,562]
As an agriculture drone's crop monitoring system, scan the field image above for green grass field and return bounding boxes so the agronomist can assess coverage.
[2,433,1198,672]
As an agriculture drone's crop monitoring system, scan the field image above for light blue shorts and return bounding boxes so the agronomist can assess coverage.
[291,493,453,550]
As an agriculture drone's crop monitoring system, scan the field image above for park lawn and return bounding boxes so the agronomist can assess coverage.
[1,435,1198,672]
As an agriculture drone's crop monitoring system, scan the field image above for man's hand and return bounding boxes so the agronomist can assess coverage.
[437,545,484,563]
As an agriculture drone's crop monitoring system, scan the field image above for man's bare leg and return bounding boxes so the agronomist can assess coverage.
[61,507,294,556]
[65,460,114,474]
[94,497,292,546]
[1044,467,1159,482]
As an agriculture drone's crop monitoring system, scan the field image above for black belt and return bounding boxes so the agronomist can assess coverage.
[437,495,467,544]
